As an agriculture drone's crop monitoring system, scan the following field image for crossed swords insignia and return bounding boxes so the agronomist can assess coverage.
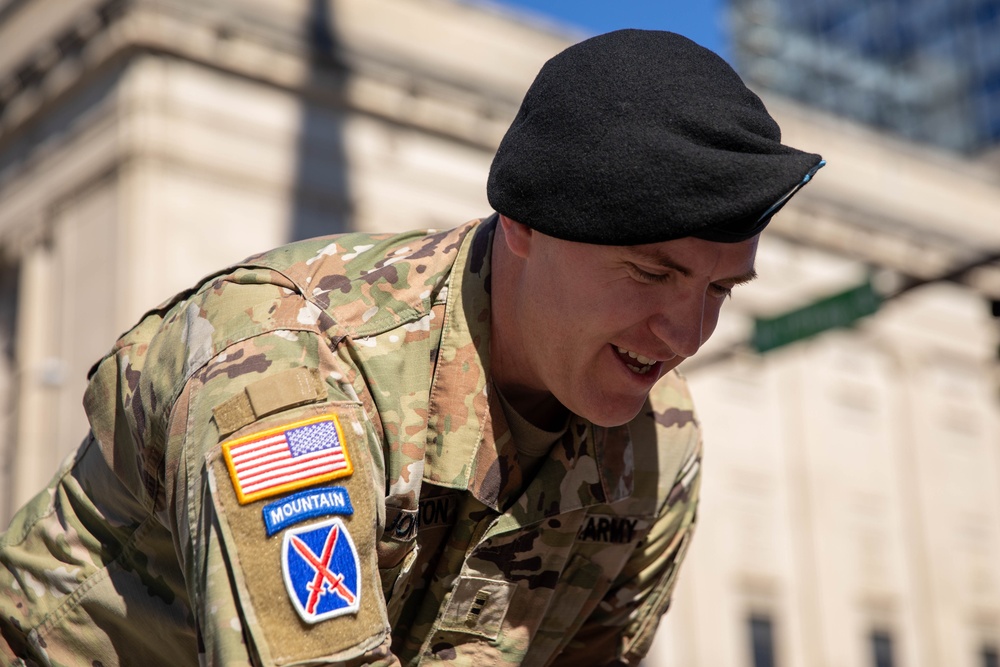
[289,524,356,614]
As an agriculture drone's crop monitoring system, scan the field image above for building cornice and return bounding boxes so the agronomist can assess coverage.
[772,197,1000,299]
[0,0,531,153]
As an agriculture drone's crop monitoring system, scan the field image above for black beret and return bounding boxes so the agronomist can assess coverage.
[487,29,824,245]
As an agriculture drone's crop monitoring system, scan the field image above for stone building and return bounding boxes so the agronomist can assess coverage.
[1,1,999,666]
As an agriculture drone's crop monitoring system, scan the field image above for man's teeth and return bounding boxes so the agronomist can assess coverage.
[616,346,656,367]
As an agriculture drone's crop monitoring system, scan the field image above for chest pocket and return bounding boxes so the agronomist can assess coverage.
[522,513,653,667]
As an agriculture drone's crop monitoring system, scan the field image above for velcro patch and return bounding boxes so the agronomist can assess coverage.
[223,414,353,504]
[208,405,388,664]
[438,577,515,640]
[263,486,354,536]
[283,518,362,624]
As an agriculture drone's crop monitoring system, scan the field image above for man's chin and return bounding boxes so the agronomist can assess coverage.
[580,400,648,428]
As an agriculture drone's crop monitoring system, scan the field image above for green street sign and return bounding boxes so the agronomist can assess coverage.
[752,279,882,353]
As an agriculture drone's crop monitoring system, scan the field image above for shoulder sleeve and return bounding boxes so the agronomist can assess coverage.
[167,325,402,666]
[552,372,702,667]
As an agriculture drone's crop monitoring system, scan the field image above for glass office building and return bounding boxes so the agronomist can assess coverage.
[728,0,1000,154]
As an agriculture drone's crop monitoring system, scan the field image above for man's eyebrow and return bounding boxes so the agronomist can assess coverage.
[719,268,758,286]
[627,248,694,276]
[627,248,758,285]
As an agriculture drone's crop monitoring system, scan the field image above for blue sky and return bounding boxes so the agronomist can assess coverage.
[485,0,730,61]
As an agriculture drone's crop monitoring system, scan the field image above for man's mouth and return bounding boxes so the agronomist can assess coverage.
[614,346,659,375]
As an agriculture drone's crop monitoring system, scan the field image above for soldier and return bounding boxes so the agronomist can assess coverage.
[0,29,822,666]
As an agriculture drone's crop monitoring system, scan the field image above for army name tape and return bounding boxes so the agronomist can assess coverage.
[577,515,641,544]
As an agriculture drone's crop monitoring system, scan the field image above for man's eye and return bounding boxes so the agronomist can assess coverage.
[709,284,733,299]
[629,264,670,284]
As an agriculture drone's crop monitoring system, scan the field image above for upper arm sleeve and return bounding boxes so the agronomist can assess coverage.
[166,328,399,666]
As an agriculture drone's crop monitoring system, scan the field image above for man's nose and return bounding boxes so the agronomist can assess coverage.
[649,295,706,359]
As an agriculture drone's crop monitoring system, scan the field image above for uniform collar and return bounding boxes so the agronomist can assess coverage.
[424,216,634,517]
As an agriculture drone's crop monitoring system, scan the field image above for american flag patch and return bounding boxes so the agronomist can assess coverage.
[222,415,353,504]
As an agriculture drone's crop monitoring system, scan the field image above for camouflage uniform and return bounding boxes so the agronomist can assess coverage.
[1,216,701,666]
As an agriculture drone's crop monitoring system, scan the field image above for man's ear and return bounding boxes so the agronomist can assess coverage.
[499,214,532,259]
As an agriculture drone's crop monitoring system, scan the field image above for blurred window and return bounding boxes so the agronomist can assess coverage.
[749,614,777,667]
[982,644,1000,667]
[870,630,895,667]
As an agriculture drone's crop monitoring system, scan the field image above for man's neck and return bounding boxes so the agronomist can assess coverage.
[488,220,570,431]
[492,376,568,431]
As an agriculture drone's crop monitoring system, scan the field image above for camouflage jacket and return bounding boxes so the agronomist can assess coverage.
[1,217,702,667]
